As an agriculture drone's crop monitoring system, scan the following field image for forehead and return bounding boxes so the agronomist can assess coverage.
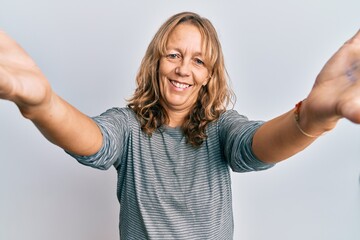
[166,23,203,53]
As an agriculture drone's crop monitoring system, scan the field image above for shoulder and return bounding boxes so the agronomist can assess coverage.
[205,110,250,141]
[216,109,264,136]
[218,109,250,126]
[95,107,137,122]
[90,107,141,136]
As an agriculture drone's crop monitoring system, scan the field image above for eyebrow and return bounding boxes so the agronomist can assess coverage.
[166,47,204,58]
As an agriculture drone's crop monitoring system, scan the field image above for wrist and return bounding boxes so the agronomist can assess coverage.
[18,90,55,121]
[294,99,338,137]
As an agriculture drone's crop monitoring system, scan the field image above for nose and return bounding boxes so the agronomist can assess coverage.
[175,59,191,77]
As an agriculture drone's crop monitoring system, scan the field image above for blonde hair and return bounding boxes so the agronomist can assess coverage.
[127,11,235,146]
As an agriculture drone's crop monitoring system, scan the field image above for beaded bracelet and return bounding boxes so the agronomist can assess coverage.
[294,100,321,138]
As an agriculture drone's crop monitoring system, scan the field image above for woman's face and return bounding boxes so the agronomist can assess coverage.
[158,23,209,121]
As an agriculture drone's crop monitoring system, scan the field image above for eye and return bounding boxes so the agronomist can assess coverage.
[166,53,180,59]
[194,58,205,66]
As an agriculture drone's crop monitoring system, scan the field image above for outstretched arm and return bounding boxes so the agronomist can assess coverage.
[0,31,102,156]
[252,30,360,164]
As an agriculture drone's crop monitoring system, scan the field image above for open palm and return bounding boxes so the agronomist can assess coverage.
[305,30,360,131]
[0,31,51,112]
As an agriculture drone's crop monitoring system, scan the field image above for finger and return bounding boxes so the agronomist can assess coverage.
[0,30,37,68]
[345,29,360,45]
[0,30,20,52]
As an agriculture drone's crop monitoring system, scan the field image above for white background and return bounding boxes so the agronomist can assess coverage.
[1,0,359,239]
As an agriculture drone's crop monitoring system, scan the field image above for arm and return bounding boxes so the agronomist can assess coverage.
[0,30,102,156]
[252,30,360,164]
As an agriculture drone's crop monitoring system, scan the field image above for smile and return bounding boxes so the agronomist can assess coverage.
[170,80,192,89]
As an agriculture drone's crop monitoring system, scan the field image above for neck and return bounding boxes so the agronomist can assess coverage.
[165,108,190,127]
[167,111,186,127]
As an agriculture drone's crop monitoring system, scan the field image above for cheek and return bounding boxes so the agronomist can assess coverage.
[159,59,174,76]
[158,65,168,85]
[158,59,165,73]
[195,71,209,86]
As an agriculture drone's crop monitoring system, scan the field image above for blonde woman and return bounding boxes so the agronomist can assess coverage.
[0,12,359,239]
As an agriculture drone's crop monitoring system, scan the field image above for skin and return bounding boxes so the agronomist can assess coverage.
[253,31,360,163]
[0,26,359,163]
[158,23,209,127]
[0,30,102,156]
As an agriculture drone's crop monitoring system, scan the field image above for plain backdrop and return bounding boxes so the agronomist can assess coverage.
[1,1,359,239]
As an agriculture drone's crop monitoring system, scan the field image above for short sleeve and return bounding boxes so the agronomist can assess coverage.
[218,110,275,172]
[66,107,130,170]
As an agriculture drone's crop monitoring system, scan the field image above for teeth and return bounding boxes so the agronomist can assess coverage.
[171,80,190,89]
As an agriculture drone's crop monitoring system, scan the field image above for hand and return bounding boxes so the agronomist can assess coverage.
[0,30,51,114]
[304,30,360,134]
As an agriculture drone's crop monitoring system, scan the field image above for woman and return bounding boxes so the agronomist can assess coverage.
[0,12,359,239]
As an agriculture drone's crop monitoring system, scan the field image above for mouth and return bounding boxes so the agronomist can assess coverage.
[170,80,192,89]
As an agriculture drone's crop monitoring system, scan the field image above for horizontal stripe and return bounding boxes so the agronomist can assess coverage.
[68,108,274,239]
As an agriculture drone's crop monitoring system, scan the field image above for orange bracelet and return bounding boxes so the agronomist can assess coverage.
[294,100,321,138]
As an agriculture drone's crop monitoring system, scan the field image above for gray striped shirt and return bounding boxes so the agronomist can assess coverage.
[68,107,274,239]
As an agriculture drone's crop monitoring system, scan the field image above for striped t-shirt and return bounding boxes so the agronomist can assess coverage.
[68,107,274,239]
